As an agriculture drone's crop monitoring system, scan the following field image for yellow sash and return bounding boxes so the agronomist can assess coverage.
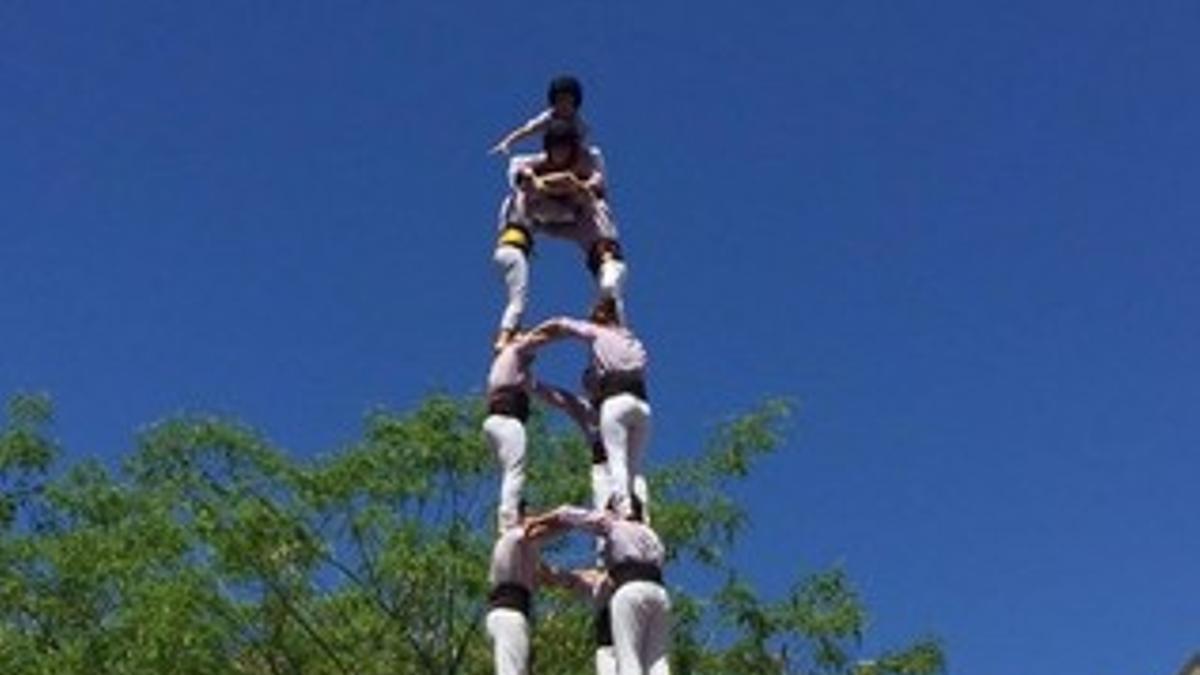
[498,226,531,250]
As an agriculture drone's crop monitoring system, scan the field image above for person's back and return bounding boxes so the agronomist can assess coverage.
[487,521,546,675]
[603,517,665,569]
[489,526,539,591]
[531,502,671,674]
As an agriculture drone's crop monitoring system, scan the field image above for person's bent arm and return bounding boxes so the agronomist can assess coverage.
[539,564,605,599]
[533,380,593,431]
[547,504,611,535]
[532,317,598,342]
[582,147,607,197]
[491,109,553,155]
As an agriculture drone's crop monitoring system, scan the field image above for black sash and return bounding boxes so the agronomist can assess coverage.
[488,582,532,618]
[594,605,613,647]
[609,560,664,589]
[597,371,648,404]
[487,386,530,423]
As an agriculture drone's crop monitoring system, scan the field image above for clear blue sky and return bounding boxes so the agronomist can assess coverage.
[2,2,1197,672]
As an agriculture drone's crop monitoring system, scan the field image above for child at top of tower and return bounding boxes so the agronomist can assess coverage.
[491,120,627,350]
[490,74,591,156]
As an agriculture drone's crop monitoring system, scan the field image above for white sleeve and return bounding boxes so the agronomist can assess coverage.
[528,108,554,130]
[507,153,545,188]
[588,146,607,177]
[553,505,611,534]
[545,316,600,341]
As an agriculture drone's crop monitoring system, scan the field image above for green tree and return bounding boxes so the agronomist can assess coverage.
[0,392,943,674]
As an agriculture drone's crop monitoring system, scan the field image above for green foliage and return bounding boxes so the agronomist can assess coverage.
[0,392,57,531]
[0,393,944,674]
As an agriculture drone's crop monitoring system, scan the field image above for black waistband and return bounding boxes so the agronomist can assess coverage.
[609,560,663,589]
[488,582,532,617]
[488,387,530,423]
[594,606,613,646]
[596,371,648,404]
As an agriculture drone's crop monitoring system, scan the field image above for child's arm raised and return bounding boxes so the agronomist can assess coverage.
[490,109,553,155]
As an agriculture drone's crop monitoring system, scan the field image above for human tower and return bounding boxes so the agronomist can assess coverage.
[482,76,672,675]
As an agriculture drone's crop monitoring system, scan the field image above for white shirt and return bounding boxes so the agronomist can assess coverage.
[488,526,541,590]
[550,506,665,568]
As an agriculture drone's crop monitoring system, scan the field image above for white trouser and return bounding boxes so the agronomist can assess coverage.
[593,463,651,524]
[486,608,530,675]
[632,475,650,524]
[591,462,613,562]
[595,646,618,675]
[483,414,527,531]
[596,257,628,324]
[599,393,652,519]
[494,245,529,332]
[495,242,624,332]
[591,462,612,510]
[610,581,671,675]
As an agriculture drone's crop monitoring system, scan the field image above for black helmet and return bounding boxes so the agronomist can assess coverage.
[542,118,581,153]
[547,75,583,108]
